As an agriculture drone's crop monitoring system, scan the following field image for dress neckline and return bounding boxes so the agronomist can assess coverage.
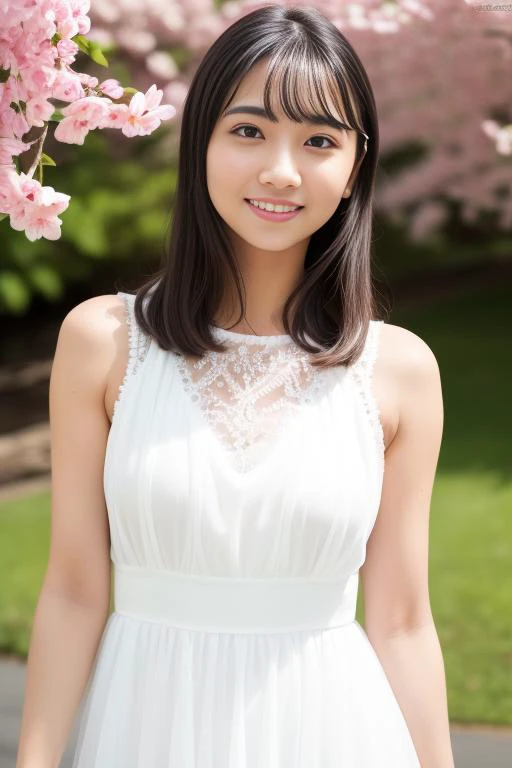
[210,325,292,345]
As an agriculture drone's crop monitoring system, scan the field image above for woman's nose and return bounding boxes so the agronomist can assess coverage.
[258,150,301,187]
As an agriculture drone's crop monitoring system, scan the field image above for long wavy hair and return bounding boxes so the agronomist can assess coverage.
[127,3,381,368]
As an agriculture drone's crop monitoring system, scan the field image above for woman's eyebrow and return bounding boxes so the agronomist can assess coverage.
[222,104,352,133]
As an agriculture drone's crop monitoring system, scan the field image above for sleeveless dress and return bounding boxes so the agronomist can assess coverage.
[70,290,421,768]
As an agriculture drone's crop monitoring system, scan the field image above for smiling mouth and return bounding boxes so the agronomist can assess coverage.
[244,199,305,209]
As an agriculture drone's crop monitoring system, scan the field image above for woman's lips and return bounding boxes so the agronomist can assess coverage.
[244,199,304,222]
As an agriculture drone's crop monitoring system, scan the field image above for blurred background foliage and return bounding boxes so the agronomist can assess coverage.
[1,125,177,313]
[1,26,511,314]
[2,116,510,315]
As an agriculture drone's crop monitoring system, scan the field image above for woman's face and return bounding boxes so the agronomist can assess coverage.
[206,58,361,257]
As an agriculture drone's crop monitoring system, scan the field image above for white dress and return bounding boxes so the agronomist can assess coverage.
[70,290,421,767]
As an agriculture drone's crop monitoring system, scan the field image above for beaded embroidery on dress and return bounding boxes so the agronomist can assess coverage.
[69,289,421,768]
[112,291,151,420]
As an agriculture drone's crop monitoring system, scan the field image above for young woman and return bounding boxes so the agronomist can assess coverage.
[17,5,454,767]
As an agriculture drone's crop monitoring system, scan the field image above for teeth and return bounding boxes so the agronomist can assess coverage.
[249,199,300,213]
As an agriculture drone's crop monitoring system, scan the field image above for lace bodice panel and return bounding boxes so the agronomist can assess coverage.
[174,328,335,472]
[113,292,384,473]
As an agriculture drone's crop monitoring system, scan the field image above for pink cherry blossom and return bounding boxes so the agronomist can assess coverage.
[7,172,71,241]
[0,138,32,167]
[54,95,112,144]
[77,72,99,89]
[25,97,55,128]
[51,0,92,39]
[0,166,21,214]
[1,102,30,140]
[59,95,112,125]
[1,0,176,240]
[98,103,130,131]
[56,38,80,65]
[0,1,34,30]
[118,84,176,137]
[98,78,125,99]
[52,68,86,102]
[53,114,91,144]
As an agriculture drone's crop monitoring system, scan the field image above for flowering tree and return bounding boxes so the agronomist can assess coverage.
[1,0,510,249]
[0,0,175,242]
[86,0,512,239]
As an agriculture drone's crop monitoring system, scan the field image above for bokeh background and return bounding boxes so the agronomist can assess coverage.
[1,0,511,746]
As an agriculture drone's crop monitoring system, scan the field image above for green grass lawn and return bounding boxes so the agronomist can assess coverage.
[0,490,52,655]
[387,283,512,724]
[1,282,511,725]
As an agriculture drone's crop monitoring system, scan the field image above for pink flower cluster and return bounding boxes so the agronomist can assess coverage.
[0,0,176,241]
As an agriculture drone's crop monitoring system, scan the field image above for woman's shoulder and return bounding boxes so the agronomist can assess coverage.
[377,321,440,385]
[372,321,441,451]
[60,293,132,362]
[59,294,131,424]
[59,293,127,355]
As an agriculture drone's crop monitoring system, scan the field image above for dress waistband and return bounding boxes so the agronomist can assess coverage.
[113,565,358,634]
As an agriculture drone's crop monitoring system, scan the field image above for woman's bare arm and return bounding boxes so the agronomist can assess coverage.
[16,294,126,768]
[360,323,454,768]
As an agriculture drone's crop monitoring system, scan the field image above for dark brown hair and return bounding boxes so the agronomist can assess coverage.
[128,3,381,368]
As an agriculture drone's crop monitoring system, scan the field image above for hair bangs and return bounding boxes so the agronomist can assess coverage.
[260,44,363,137]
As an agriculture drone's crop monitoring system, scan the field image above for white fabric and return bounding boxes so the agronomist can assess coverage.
[71,291,421,767]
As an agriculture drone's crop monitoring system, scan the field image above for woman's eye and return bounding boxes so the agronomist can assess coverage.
[230,125,336,149]
[232,125,261,140]
[307,135,336,149]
